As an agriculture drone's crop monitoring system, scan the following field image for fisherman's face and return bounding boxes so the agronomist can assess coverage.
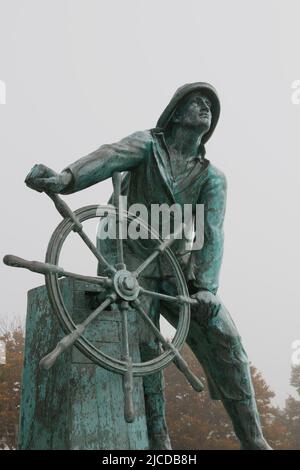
[173,92,212,131]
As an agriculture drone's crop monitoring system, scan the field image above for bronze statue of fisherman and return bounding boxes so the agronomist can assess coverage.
[25,82,272,450]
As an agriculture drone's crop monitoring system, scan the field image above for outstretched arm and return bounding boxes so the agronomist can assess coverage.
[25,131,149,194]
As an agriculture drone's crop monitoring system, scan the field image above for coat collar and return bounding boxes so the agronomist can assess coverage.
[150,128,210,198]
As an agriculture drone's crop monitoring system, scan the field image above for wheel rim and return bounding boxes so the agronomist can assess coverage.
[45,204,190,376]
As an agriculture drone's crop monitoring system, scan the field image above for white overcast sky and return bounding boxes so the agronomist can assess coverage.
[0,0,299,406]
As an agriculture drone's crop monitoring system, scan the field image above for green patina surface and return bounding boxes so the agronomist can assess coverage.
[16,82,272,450]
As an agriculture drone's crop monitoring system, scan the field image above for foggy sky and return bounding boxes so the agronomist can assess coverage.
[0,0,300,406]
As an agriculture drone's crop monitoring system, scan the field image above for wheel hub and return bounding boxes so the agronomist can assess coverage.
[113,270,140,301]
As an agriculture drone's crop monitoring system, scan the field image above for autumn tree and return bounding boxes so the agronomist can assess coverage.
[282,365,300,450]
[0,323,24,450]
[164,345,292,450]
[250,366,291,449]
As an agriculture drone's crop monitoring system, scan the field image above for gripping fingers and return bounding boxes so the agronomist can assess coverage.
[192,295,221,320]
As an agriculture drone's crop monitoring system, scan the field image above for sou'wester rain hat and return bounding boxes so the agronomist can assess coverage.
[156,82,220,146]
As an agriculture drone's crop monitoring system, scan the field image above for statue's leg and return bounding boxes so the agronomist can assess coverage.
[137,278,172,450]
[159,280,271,450]
[139,342,171,450]
[221,397,272,450]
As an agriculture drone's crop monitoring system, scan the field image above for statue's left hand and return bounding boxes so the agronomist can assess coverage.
[191,290,221,318]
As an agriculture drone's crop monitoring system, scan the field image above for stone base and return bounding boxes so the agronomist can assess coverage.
[18,278,149,450]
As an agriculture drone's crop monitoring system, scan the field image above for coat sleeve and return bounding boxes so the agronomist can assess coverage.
[187,166,227,295]
[60,130,150,194]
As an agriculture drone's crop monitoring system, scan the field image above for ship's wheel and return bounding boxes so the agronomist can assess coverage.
[4,172,204,423]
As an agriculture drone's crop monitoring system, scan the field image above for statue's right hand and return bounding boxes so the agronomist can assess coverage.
[25,164,71,193]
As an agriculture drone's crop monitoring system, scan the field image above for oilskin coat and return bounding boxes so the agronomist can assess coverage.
[62,128,254,447]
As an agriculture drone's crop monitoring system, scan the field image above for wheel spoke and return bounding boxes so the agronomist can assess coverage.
[119,301,135,423]
[119,301,130,358]
[139,287,198,306]
[166,341,204,392]
[46,192,116,274]
[132,223,185,278]
[3,254,111,287]
[77,228,116,274]
[132,298,204,392]
[81,293,116,328]
[40,293,116,370]
[132,299,169,345]
[112,172,125,268]
[61,271,112,287]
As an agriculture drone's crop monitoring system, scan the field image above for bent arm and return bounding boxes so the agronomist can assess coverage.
[60,131,149,194]
[187,168,227,295]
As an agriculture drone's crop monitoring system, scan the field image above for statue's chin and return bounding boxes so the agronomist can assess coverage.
[186,121,211,133]
[199,119,211,130]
